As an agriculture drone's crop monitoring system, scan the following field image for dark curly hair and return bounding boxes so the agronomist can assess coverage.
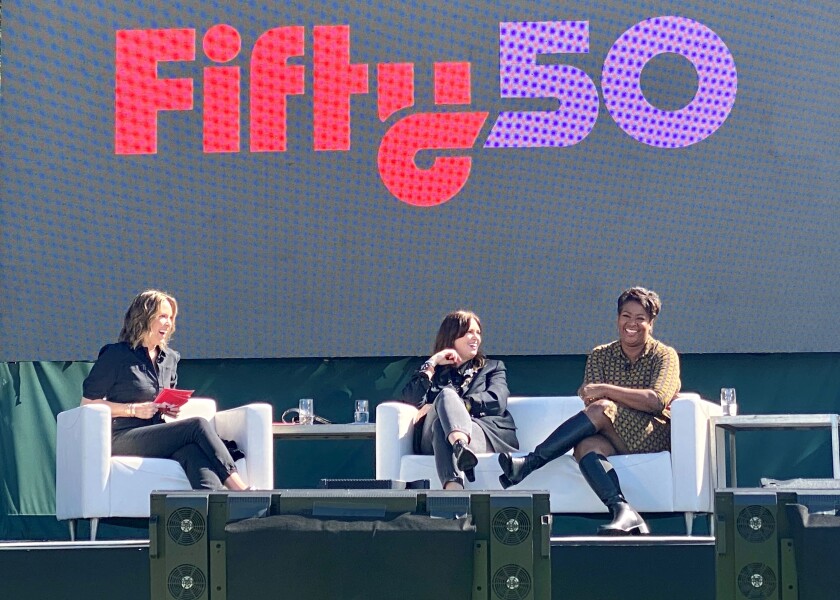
[617,287,662,321]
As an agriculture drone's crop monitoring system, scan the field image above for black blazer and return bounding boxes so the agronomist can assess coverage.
[399,359,519,452]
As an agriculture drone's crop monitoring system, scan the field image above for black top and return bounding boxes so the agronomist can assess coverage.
[399,359,519,452]
[82,341,180,432]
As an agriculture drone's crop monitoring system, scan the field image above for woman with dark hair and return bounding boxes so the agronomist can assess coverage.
[498,287,681,535]
[399,310,518,489]
[80,290,249,491]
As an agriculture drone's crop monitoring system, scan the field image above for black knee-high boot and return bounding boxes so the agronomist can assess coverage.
[498,411,596,488]
[578,452,650,535]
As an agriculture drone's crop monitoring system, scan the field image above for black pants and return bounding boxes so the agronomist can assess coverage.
[112,417,238,490]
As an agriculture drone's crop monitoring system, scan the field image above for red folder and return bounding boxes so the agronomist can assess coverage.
[153,388,194,407]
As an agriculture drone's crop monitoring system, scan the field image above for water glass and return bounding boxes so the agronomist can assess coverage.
[354,399,369,424]
[720,388,738,416]
[298,398,314,425]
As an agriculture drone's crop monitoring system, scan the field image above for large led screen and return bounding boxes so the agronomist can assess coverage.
[2,1,838,360]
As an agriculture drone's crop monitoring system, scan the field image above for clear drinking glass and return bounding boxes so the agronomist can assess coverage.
[354,399,369,424]
[720,388,737,416]
[298,398,314,425]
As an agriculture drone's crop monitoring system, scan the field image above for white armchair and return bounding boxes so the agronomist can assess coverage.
[376,394,721,534]
[56,398,273,540]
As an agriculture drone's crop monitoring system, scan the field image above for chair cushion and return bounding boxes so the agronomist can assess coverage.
[108,457,249,517]
[399,451,674,513]
[506,397,584,451]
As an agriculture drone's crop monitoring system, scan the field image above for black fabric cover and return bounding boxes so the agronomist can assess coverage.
[224,512,476,600]
[785,503,840,600]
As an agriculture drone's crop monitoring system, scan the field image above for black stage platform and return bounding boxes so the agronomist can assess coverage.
[2,536,715,600]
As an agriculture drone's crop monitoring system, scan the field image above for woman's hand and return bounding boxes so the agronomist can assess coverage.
[83,397,162,419]
[580,383,609,405]
[580,383,662,413]
[430,348,460,367]
[159,403,181,418]
[419,349,461,379]
[132,402,160,419]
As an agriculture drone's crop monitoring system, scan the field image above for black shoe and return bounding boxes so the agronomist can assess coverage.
[598,502,650,536]
[498,453,537,488]
[453,440,478,482]
[498,453,515,488]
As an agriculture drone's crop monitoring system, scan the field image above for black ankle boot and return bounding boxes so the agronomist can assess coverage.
[578,452,650,536]
[452,440,478,482]
[498,411,596,488]
[498,453,535,489]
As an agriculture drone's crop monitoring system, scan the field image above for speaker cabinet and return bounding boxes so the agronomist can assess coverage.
[714,489,797,600]
[481,494,551,600]
[150,490,551,600]
[785,501,840,600]
[149,493,211,600]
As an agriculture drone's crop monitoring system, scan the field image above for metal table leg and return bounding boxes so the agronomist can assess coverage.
[715,423,727,488]
[728,429,737,488]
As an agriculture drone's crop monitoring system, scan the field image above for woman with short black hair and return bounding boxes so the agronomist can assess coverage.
[499,287,681,535]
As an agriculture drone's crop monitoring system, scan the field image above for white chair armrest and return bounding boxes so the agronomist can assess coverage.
[172,397,218,422]
[213,403,274,490]
[375,402,418,480]
[670,394,723,512]
[56,405,112,520]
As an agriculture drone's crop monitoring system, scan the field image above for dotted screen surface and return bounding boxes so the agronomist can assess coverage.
[2,1,839,360]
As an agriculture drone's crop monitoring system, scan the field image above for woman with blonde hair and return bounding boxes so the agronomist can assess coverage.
[399,310,518,489]
[81,290,249,491]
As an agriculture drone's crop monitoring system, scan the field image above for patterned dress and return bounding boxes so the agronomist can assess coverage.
[582,338,681,453]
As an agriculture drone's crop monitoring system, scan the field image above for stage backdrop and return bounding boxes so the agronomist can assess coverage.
[3,1,838,360]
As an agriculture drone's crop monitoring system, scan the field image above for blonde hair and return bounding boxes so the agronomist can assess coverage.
[118,290,178,348]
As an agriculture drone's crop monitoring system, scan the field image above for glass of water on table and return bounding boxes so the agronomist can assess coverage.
[354,399,369,424]
[720,388,737,416]
[298,398,314,425]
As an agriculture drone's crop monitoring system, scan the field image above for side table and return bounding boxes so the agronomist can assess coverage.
[711,414,840,488]
[273,423,376,440]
